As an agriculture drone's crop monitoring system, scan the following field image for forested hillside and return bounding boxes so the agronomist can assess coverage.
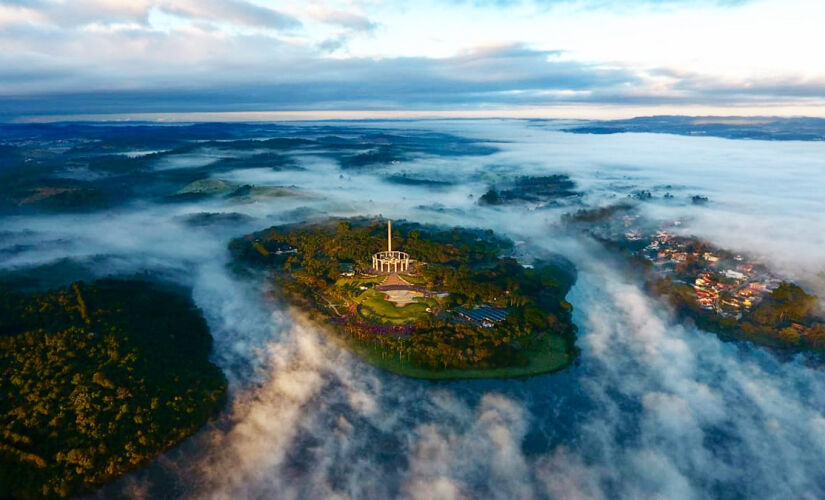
[0,280,227,499]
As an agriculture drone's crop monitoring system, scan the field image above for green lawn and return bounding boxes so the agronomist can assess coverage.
[334,276,382,301]
[400,273,427,285]
[335,276,383,288]
[350,334,573,380]
[357,289,432,324]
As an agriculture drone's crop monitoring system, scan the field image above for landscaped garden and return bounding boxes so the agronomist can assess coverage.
[229,217,580,379]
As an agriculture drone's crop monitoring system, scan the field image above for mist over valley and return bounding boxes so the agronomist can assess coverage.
[1,119,825,498]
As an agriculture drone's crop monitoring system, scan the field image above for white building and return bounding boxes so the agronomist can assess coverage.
[725,269,746,280]
[372,220,410,274]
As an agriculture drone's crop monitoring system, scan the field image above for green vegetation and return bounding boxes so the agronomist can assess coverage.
[358,289,432,323]
[0,280,227,499]
[479,175,579,206]
[562,202,634,223]
[230,218,578,378]
[651,278,824,350]
[566,204,825,355]
[350,334,572,380]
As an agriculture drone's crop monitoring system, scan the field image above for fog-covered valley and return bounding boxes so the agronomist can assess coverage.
[2,119,825,498]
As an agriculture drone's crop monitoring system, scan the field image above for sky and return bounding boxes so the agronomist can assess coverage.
[1,0,825,120]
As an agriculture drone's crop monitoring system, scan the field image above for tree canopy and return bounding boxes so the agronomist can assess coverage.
[230,218,578,376]
[0,280,227,499]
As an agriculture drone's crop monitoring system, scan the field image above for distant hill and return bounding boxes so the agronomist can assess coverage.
[564,116,825,141]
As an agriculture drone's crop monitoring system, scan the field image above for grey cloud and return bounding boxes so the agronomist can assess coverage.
[0,41,641,118]
[0,0,300,30]
[452,0,752,8]
[158,0,301,30]
[0,17,819,119]
[0,0,153,27]
[0,0,816,119]
[670,74,825,99]
[318,36,345,52]
[309,7,377,32]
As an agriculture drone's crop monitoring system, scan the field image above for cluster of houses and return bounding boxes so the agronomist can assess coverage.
[626,221,782,319]
[691,270,780,318]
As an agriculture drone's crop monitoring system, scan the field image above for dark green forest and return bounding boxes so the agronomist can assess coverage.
[478,175,580,206]
[0,280,227,499]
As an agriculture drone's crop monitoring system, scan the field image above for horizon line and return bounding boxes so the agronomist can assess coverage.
[9,104,825,124]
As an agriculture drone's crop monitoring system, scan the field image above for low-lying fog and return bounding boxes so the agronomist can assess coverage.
[3,119,825,499]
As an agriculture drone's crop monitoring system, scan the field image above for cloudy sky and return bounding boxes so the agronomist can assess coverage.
[1,0,824,120]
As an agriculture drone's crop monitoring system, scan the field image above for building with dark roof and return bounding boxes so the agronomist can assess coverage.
[456,307,509,328]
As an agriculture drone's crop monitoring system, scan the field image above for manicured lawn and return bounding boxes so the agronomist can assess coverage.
[357,289,431,324]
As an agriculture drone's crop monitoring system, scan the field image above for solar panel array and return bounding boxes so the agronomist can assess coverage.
[457,307,509,324]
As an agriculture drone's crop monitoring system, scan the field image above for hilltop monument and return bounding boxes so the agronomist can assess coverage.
[372,220,410,273]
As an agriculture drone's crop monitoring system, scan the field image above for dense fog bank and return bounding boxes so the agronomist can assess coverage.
[2,119,824,498]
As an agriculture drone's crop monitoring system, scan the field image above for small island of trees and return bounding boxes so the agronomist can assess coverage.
[230,218,579,379]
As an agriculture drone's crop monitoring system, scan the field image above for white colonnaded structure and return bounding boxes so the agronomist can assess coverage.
[372,220,410,274]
